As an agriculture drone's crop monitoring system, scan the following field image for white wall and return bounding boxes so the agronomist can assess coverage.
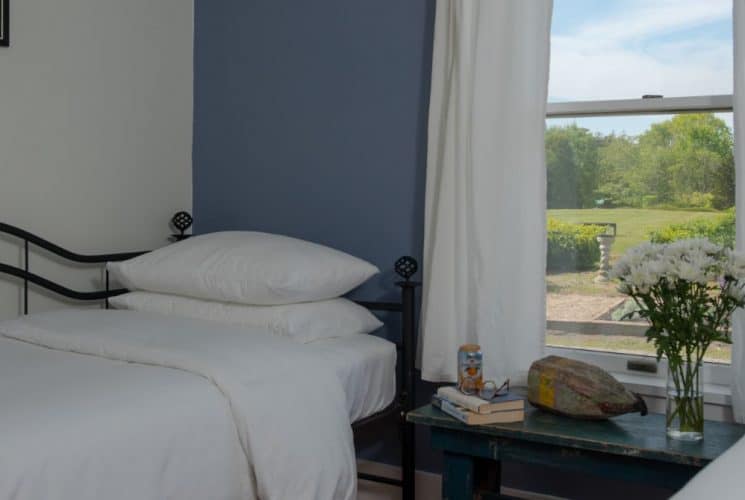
[0,0,193,319]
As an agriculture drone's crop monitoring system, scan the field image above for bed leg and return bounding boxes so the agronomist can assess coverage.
[402,418,415,500]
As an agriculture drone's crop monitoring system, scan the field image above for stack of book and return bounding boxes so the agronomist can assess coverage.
[432,386,525,425]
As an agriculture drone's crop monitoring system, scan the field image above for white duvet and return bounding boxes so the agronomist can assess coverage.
[672,434,745,500]
[0,309,357,500]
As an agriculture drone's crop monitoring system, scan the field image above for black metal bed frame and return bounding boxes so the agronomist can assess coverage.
[0,214,419,500]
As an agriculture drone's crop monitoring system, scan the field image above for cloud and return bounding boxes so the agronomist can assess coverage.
[549,0,733,101]
[573,0,731,46]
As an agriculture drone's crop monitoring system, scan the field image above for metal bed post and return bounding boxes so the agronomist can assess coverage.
[398,278,418,500]
[392,255,420,500]
[352,256,420,499]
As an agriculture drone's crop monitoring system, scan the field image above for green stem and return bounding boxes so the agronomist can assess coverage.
[667,359,704,434]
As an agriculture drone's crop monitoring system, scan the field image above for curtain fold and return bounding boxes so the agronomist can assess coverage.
[732,0,745,424]
[420,0,553,384]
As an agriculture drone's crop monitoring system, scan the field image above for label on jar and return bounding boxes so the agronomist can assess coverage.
[458,346,483,394]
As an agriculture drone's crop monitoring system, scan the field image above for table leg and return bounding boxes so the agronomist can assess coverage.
[476,458,502,494]
[442,451,475,500]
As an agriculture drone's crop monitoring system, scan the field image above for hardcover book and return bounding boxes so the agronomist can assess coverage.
[431,395,524,425]
[436,386,524,414]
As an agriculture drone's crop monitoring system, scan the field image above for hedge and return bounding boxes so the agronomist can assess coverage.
[648,209,735,248]
[547,218,604,272]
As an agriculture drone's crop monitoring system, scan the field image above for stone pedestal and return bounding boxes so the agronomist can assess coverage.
[594,235,615,283]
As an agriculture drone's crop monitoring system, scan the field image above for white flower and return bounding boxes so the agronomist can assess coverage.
[724,249,745,280]
[610,242,663,281]
[611,238,745,367]
[613,238,736,289]
[668,238,719,257]
[672,261,700,282]
[726,283,745,302]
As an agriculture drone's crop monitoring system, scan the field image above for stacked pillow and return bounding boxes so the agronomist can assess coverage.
[107,231,383,342]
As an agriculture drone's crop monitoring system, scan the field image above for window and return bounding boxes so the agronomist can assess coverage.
[545,0,734,390]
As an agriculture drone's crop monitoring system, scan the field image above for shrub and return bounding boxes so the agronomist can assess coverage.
[547,219,604,272]
[674,192,715,210]
[649,209,735,248]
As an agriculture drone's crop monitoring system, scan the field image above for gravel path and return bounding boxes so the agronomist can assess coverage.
[547,293,626,321]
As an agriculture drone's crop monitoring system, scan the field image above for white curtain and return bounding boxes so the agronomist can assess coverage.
[733,0,745,424]
[420,0,553,384]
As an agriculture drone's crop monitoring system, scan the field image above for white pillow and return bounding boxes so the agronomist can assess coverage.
[107,231,379,305]
[108,292,384,343]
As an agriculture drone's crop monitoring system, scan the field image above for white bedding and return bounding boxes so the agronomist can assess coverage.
[672,434,745,499]
[308,334,397,423]
[0,310,360,500]
[0,337,251,500]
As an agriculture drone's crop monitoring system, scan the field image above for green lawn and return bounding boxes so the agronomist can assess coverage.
[547,208,724,258]
[546,333,732,363]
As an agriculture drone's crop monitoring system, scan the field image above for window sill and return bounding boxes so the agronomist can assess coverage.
[545,345,733,420]
[613,371,732,407]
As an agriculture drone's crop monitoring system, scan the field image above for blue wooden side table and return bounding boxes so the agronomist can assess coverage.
[407,403,745,499]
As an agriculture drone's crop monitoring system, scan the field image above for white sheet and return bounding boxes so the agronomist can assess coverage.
[308,334,397,423]
[672,435,745,500]
[0,310,357,500]
[0,336,251,500]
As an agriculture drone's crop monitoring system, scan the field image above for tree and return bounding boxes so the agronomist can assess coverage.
[596,134,640,207]
[545,113,735,211]
[638,114,734,209]
[546,124,601,209]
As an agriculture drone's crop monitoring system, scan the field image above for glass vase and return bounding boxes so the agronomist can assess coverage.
[666,361,704,441]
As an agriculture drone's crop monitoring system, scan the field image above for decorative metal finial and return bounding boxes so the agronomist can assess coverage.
[171,211,193,241]
[395,256,418,282]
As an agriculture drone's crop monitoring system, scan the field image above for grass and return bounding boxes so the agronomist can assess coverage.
[547,208,724,258]
[546,332,732,363]
[546,207,728,296]
[546,270,621,297]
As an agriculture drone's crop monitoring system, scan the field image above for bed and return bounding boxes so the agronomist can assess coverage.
[672,433,745,499]
[0,214,419,500]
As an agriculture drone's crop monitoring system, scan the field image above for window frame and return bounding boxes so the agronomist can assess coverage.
[544,93,735,394]
[547,95,733,118]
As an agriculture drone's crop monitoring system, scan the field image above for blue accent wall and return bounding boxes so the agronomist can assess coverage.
[192,3,676,497]
[194,0,435,305]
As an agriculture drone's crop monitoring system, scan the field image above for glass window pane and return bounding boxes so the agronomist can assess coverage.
[549,0,733,102]
[545,112,734,364]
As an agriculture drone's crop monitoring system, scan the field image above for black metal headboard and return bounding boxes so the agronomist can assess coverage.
[0,211,198,311]
[0,222,148,311]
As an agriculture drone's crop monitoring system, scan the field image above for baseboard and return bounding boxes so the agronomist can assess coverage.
[357,459,440,500]
[357,459,567,500]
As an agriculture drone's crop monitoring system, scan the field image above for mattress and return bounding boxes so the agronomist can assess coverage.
[306,334,398,423]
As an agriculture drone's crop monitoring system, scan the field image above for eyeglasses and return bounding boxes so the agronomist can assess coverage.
[459,378,510,400]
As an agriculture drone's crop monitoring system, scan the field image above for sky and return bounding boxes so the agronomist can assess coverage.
[548,0,733,135]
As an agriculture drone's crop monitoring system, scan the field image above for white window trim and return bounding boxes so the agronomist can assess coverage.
[547,94,733,117]
[545,346,732,401]
[545,94,734,405]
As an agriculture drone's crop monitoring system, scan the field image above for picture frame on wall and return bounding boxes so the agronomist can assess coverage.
[0,0,8,47]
